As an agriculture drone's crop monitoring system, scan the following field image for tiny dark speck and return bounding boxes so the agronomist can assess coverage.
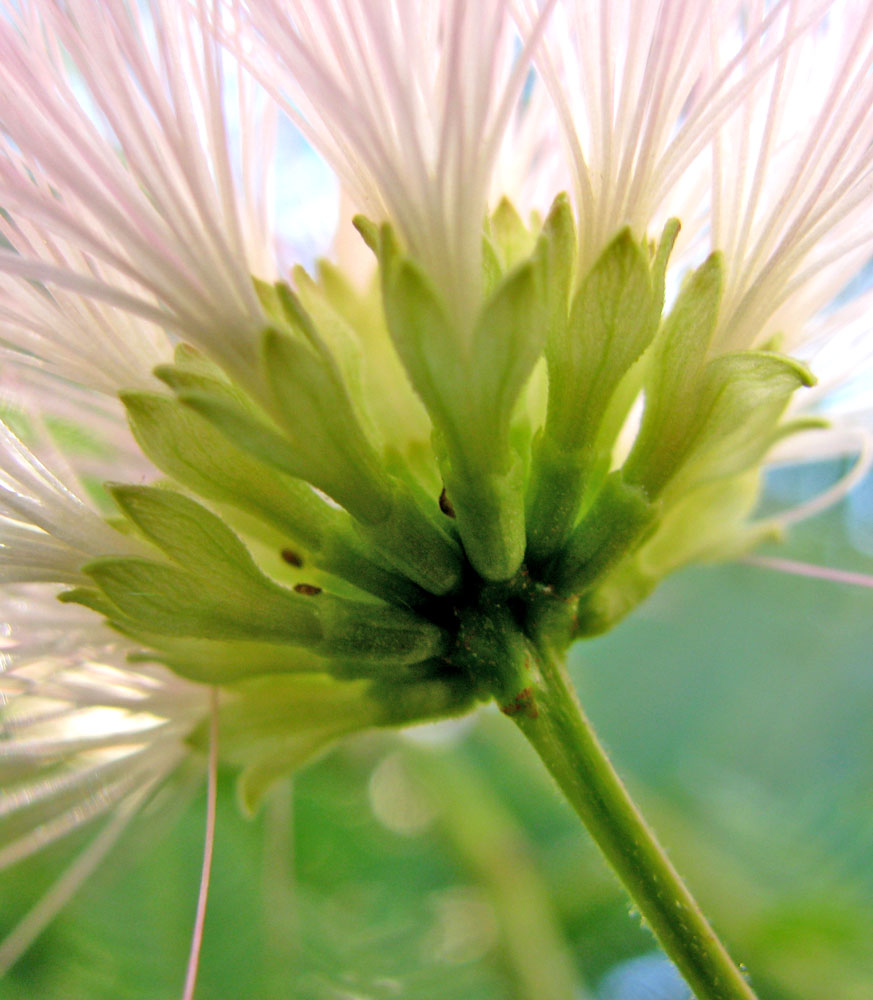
[281,548,304,567]
[439,487,456,518]
[294,583,322,596]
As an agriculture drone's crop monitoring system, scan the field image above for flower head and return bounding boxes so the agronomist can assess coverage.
[1,0,873,985]
[233,0,557,328]
[0,0,275,387]
[709,1,873,353]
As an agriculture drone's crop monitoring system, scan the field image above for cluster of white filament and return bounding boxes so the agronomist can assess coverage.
[232,0,560,330]
[0,418,143,585]
[0,0,274,388]
[710,0,873,353]
[0,0,871,991]
[512,0,720,271]
[0,592,207,975]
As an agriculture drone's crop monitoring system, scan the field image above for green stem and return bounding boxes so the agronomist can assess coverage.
[511,644,759,1000]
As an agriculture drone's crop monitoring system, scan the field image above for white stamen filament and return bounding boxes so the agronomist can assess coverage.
[182,686,220,1000]
[744,554,873,589]
[0,0,275,387]
[0,783,154,977]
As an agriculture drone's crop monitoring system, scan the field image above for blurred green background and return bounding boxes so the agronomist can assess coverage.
[2,462,872,1000]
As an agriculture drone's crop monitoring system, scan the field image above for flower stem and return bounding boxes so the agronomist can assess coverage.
[510,644,758,1000]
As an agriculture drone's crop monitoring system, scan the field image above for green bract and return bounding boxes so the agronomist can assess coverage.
[376,220,547,581]
[66,198,821,807]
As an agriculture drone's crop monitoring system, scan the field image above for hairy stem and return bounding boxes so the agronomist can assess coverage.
[510,645,758,1000]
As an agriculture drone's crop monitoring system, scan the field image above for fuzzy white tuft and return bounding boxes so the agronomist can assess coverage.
[0,0,277,388]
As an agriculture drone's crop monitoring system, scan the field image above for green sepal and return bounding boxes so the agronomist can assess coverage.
[154,363,317,496]
[86,552,446,662]
[354,482,462,596]
[549,473,658,597]
[235,733,340,816]
[577,219,680,501]
[623,253,724,495]
[217,674,380,815]
[121,390,326,551]
[488,198,538,271]
[352,214,380,254]
[90,487,447,661]
[378,226,461,445]
[290,268,369,410]
[317,527,435,607]
[108,485,280,589]
[57,586,121,620]
[216,672,477,815]
[155,355,245,405]
[121,392,427,606]
[174,341,220,368]
[125,636,331,684]
[369,674,479,729]
[573,465,770,636]
[218,676,377,754]
[379,223,545,580]
[379,221,545,467]
[581,227,679,490]
[60,587,177,648]
[546,228,657,449]
[298,260,436,477]
[126,634,431,685]
[466,258,546,469]
[259,323,392,522]
[260,293,463,594]
[84,556,321,643]
[771,414,830,439]
[666,350,815,493]
[315,587,449,661]
[523,433,592,569]
[160,319,395,529]
[173,388,292,468]
[64,597,438,686]
[574,561,658,638]
[527,228,658,562]
[259,283,391,520]
[422,257,543,577]
[175,384,349,503]
[235,734,334,815]
[481,233,503,297]
[252,274,282,317]
[650,219,681,313]
[441,456,527,583]
[538,193,577,339]
[639,470,769,577]
[311,258,382,333]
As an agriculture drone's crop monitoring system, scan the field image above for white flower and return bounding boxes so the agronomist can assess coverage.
[232,0,557,329]
[1,0,873,989]
[0,383,210,976]
[515,0,873,502]
[707,0,873,353]
[0,419,143,585]
[514,0,873,320]
[0,0,268,973]
[0,368,210,961]
[0,0,276,389]
[511,0,722,269]
[704,0,873,503]
[0,589,207,975]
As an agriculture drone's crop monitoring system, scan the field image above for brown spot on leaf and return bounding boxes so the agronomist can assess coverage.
[439,487,456,518]
[293,583,322,596]
[500,687,538,719]
[281,548,304,567]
